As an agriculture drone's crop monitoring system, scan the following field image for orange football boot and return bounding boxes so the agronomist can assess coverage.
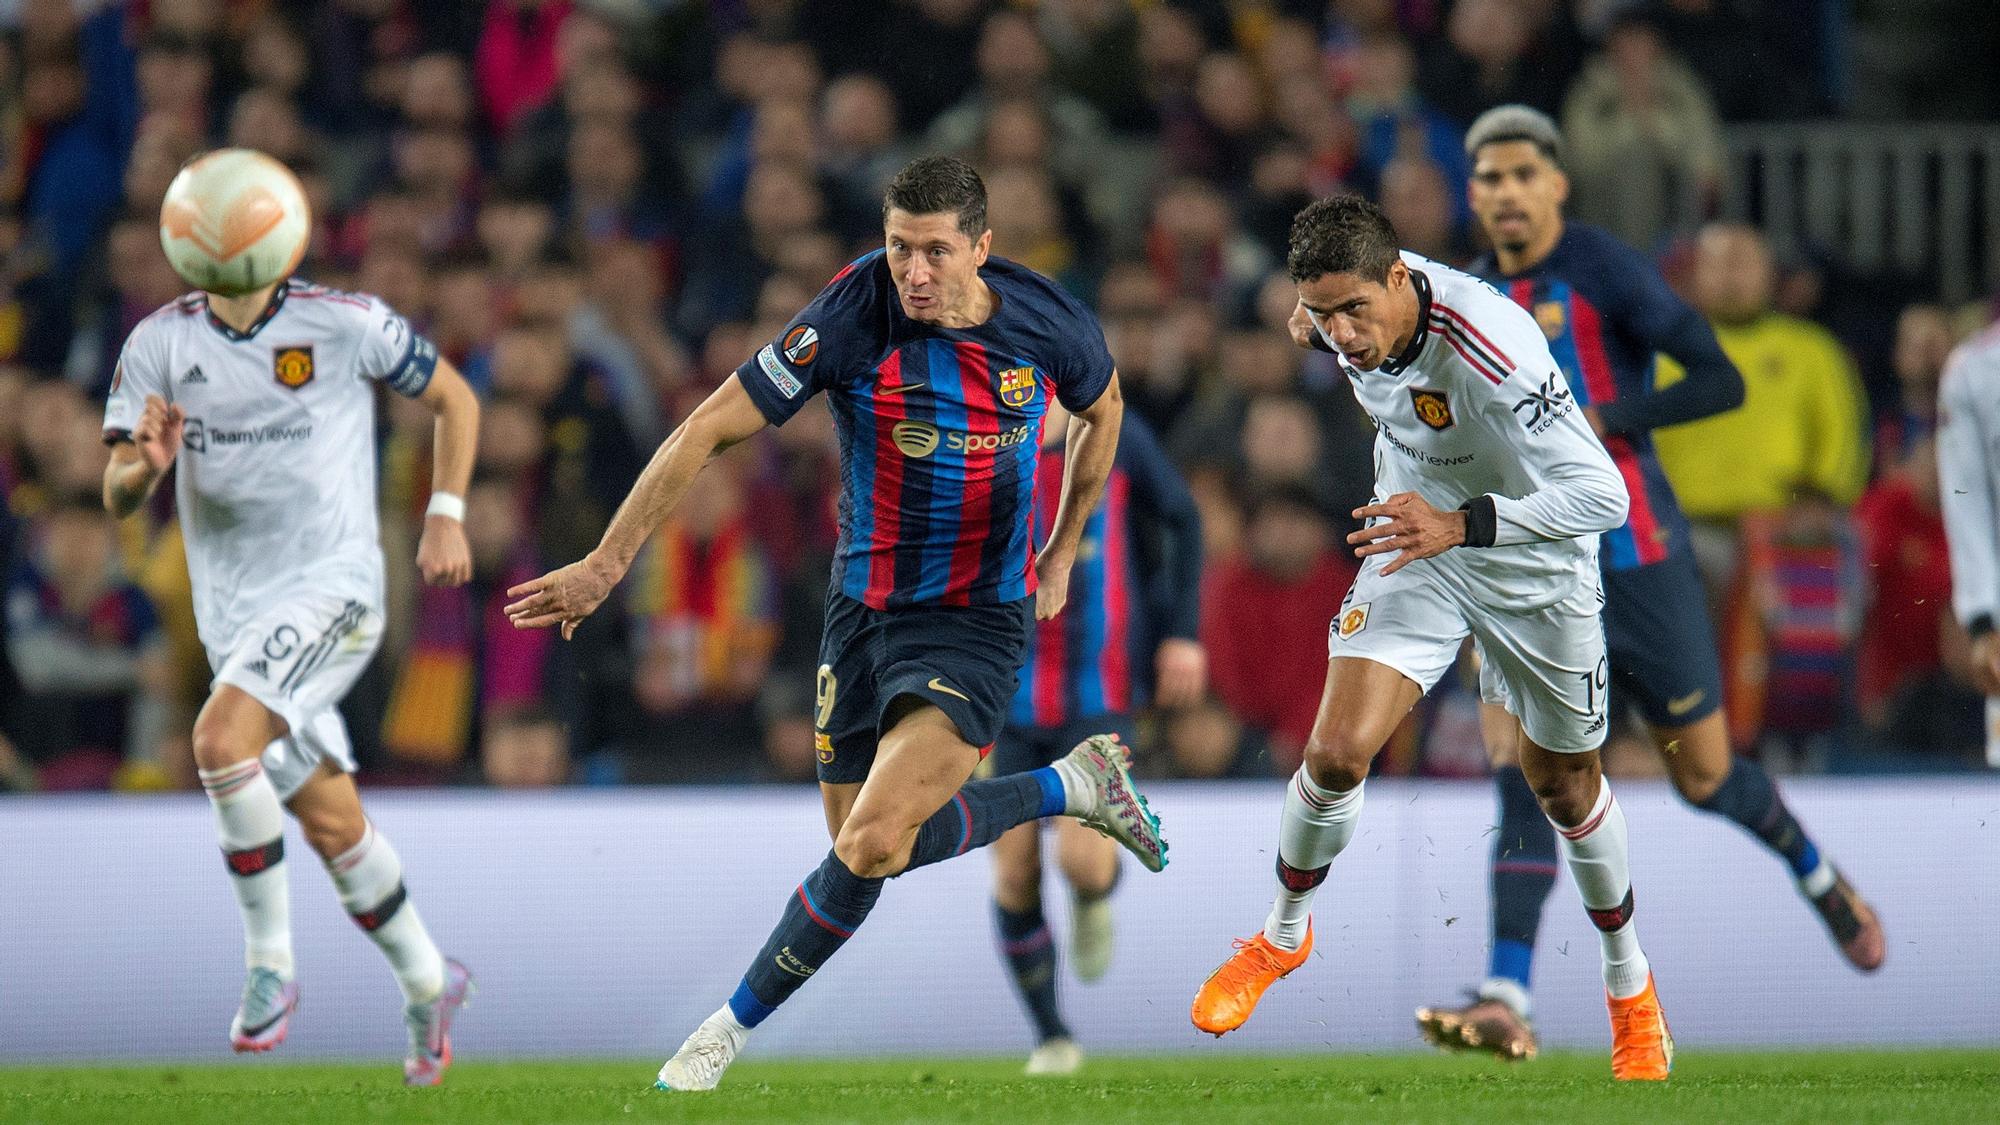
[1190,925,1312,1036]
[1606,974,1673,1081]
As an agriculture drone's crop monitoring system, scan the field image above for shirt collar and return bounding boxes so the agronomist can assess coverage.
[202,282,290,342]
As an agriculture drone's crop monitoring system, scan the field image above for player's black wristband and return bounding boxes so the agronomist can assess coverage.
[1970,614,1996,640]
[1458,495,1497,549]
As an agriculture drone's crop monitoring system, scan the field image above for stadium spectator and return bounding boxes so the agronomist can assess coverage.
[1874,303,1954,469]
[1037,0,1154,133]
[1346,35,1469,208]
[1200,485,1354,770]
[1561,12,1725,252]
[1416,0,1580,127]
[1654,223,1871,598]
[1853,438,1964,739]
[5,493,173,789]
[474,0,576,136]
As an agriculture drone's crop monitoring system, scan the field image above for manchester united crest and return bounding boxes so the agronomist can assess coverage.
[1337,601,1371,640]
[997,365,1038,408]
[272,345,314,389]
[1409,387,1454,431]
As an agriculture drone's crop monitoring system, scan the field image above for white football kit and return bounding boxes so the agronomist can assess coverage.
[1319,253,1629,751]
[103,279,439,796]
[1936,319,2000,765]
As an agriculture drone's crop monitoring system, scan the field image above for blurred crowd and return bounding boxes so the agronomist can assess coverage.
[0,0,1995,792]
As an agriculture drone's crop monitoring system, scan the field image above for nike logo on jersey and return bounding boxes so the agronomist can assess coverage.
[879,381,927,396]
[927,677,971,701]
[1666,690,1706,716]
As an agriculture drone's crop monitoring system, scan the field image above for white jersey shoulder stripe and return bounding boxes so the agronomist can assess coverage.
[1429,301,1516,371]
[1427,312,1508,385]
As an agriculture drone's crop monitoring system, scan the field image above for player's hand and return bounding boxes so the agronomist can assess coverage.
[132,394,185,474]
[1034,550,1073,620]
[505,552,624,639]
[1971,632,2000,696]
[415,515,472,587]
[1288,300,1320,351]
[1153,637,1208,709]
[1348,491,1467,576]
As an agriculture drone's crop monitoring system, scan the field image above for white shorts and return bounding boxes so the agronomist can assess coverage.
[210,594,382,800]
[1327,557,1609,753]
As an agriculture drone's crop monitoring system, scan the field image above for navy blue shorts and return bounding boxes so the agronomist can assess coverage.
[812,593,1033,785]
[987,713,1137,778]
[1602,550,1725,728]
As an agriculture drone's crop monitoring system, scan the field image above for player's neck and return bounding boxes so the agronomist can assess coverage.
[1494,220,1563,276]
[932,278,997,329]
[206,284,283,333]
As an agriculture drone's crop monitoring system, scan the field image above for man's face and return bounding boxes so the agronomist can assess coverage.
[884,208,990,323]
[1296,260,1413,371]
[1692,225,1774,323]
[1468,140,1566,255]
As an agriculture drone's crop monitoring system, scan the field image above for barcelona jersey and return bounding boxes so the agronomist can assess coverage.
[1010,415,1203,728]
[1472,224,1726,571]
[736,251,1114,609]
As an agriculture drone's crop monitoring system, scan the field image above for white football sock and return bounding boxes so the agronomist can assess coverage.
[327,822,445,1004]
[1262,770,1365,952]
[1551,779,1649,999]
[199,759,293,976]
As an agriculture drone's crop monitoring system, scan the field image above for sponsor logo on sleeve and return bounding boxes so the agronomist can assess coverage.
[1510,371,1574,434]
[272,345,315,389]
[782,324,820,366]
[756,344,804,398]
[1409,387,1454,430]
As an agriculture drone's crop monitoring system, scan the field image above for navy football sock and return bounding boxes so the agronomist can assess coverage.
[1488,766,1559,990]
[1692,757,1824,881]
[729,851,884,1028]
[904,770,1064,873]
[996,901,1070,1044]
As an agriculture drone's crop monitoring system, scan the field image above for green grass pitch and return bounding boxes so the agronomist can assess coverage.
[5,1052,1996,1124]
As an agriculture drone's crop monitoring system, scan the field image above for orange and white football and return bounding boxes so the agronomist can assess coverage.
[158,148,311,297]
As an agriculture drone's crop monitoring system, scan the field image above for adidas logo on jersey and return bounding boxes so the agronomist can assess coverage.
[244,658,269,678]
[181,365,207,384]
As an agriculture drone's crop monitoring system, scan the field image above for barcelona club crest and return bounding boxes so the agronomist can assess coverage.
[1534,301,1566,341]
[272,345,314,389]
[997,365,1038,408]
[1408,387,1454,431]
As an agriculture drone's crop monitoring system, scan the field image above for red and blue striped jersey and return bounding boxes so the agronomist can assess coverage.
[736,251,1115,609]
[1473,223,1742,572]
[1012,416,1203,729]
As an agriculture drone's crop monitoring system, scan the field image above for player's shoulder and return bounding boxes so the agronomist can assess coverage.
[130,291,207,337]
[282,277,389,320]
[986,255,1101,330]
[1559,222,1652,270]
[817,250,893,307]
[1942,320,2000,397]
[1413,252,1544,384]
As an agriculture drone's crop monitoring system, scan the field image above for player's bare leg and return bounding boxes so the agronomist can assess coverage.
[1519,736,1671,1080]
[1655,712,1883,971]
[191,686,299,1053]
[288,764,467,1085]
[1418,703,1542,1060]
[1055,817,1120,983]
[1192,657,1421,1035]
[661,703,1163,1090]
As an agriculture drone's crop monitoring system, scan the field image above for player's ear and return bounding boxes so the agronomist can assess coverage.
[1552,168,1570,208]
[973,228,992,267]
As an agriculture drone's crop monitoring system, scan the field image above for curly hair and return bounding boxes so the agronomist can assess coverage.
[1286,195,1402,284]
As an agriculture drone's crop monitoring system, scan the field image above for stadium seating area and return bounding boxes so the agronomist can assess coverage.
[1,0,1994,792]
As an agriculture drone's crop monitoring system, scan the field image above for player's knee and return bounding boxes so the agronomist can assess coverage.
[1301,732,1372,793]
[992,858,1041,910]
[1524,759,1599,826]
[1667,756,1728,804]
[833,819,909,879]
[294,803,365,859]
[189,716,260,773]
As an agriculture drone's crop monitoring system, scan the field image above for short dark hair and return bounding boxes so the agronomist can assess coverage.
[883,156,988,241]
[1464,104,1564,167]
[1286,195,1402,284]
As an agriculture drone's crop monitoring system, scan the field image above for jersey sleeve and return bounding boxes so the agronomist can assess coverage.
[1468,312,1629,547]
[1049,296,1115,412]
[354,295,440,398]
[1119,416,1203,641]
[1592,242,1745,436]
[101,323,170,444]
[1939,342,2000,632]
[735,256,891,427]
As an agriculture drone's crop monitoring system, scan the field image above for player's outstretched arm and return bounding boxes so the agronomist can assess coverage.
[103,392,184,519]
[414,357,480,587]
[1035,371,1124,620]
[505,374,770,638]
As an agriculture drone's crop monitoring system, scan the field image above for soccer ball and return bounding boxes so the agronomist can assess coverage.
[158,148,311,297]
